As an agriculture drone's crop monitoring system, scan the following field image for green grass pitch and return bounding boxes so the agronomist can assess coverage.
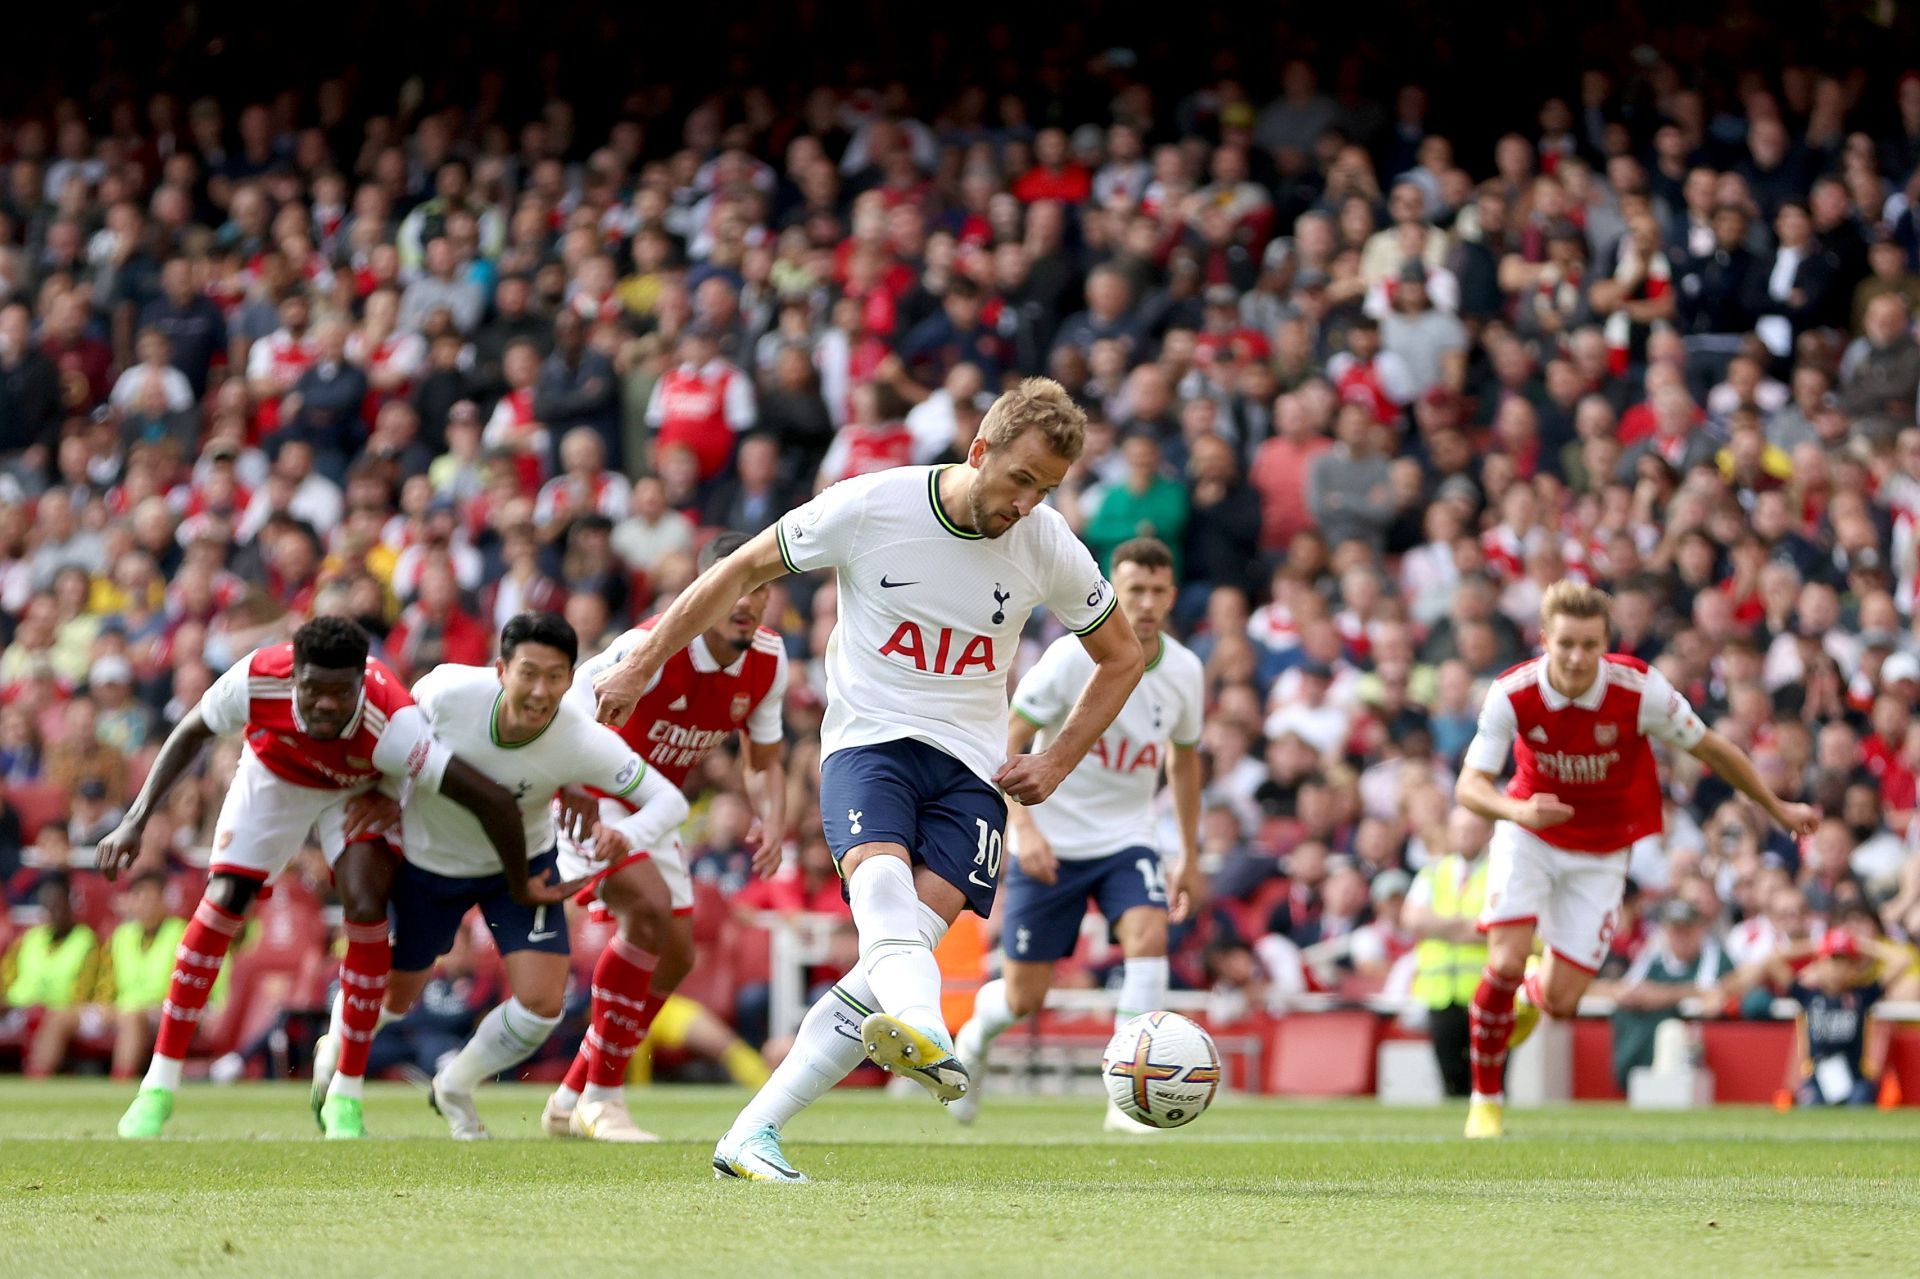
[2,1080,1915,1278]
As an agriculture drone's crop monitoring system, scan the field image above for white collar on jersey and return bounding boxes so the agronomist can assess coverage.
[689,633,749,676]
[1536,658,1608,712]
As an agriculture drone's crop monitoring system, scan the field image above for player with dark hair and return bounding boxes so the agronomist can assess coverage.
[101,616,538,1140]
[537,531,789,1141]
[363,612,690,1140]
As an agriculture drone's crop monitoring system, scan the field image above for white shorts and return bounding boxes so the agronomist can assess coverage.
[1479,821,1630,973]
[555,800,692,914]
[209,747,378,884]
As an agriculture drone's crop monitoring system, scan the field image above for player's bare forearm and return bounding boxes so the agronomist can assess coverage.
[120,710,216,830]
[1039,616,1144,782]
[596,527,788,722]
[743,738,787,873]
[1455,768,1522,825]
[97,709,216,877]
[1689,731,1816,833]
[439,756,533,893]
[1170,742,1202,864]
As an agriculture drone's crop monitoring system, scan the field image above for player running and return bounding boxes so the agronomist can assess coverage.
[98,617,537,1140]
[537,531,789,1142]
[1455,580,1817,1139]
[950,537,1203,1132]
[593,377,1143,1183]
[346,612,689,1139]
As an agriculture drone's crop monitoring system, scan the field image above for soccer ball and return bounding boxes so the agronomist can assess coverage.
[1100,1011,1221,1129]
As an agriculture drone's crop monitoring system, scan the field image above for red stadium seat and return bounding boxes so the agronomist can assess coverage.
[6,781,70,841]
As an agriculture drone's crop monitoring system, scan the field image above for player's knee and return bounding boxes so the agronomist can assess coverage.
[1119,917,1168,957]
[1004,983,1047,1019]
[204,872,259,916]
[1542,987,1582,1019]
[518,990,565,1019]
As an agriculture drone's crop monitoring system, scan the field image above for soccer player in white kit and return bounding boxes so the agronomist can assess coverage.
[1454,580,1817,1139]
[592,378,1144,1182]
[369,612,689,1139]
[950,536,1205,1132]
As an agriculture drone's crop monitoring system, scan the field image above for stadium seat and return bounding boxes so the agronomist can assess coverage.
[6,781,70,841]
[1266,1010,1380,1096]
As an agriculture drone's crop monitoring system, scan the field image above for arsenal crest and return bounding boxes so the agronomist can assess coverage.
[1594,723,1618,745]
[730,693,752,722]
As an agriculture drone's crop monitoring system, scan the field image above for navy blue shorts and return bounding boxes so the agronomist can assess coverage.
[819,739,1009,917]
[1001,845,1167,962]
[390,849,571,972]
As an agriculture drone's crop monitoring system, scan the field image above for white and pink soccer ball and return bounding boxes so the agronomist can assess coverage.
[1100,1011,1221,1129]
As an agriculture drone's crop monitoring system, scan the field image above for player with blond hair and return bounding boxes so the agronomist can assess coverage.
[1454,580,1817,1139]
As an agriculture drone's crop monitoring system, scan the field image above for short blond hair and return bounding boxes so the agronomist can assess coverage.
[1540,579,1613,626]
[980,377,1087,462]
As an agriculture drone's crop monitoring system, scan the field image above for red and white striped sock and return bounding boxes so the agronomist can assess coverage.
[1469,965,1521,1101]
[582,936,659,1097]
[145,897,245,1090]
[329,920,391,1100]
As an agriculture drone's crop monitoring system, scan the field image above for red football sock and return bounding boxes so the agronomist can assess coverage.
[154,898,245,1061]
[583,936,659,1088]
[1469,965,1521,1099]
[563,1047,590,1096]
[335,920,391,1081]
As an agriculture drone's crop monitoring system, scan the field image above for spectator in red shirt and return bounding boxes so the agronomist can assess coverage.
[1012,128,1092,205]
[386,556,491,681]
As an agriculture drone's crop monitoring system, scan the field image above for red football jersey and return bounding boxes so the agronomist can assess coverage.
[599,618,786,796]
[200,644,425,790]
[1470,653,1705,854]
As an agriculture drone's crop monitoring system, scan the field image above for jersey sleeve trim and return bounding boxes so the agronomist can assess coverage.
[774,519,801,575]
[1012,705,1049,728]
[1072,592,1119,637]
[1171,737,1201,749]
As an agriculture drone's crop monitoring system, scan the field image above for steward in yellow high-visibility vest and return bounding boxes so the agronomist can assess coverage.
[1405,809,1493,1097]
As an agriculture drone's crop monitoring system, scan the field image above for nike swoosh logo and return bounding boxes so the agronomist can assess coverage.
[527,930,559,942]
[879,576,920,588]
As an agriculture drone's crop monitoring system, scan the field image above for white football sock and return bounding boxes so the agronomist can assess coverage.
[849,856,944,1031]
[732,969,877,1135]
[438,997,561,1093]
[582,1082,624,1106]
[142,1054,184,1093]
[967,977,1021,1048]
[328,1072,364,1100]
[1116,956,1170,1026]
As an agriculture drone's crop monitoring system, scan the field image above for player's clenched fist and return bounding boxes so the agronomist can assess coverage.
[1515,792,1576,829]
[994,753,1067,806]
[593,663,648,725]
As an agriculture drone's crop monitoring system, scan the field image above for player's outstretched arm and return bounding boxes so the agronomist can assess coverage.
[594,526,790,725]
[994,612,1143,805]
[437,755,568,906]
[1686,730,1819,837]
[96,709,217,880]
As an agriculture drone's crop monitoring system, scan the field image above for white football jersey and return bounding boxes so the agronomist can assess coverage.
[776,465,1115,783]
[1011,632,1204,860]
[400,664,684,878]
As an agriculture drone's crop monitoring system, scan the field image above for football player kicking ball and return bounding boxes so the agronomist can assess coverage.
[328,612,689,1140]
[950,537,1203,1133]
[1455,581,1817,1139]
[593,378,1143,1182]
[98,618,536,1140]
[539,531,789,1142]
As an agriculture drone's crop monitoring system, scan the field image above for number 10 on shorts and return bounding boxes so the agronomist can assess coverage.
[971,818,1003,889]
